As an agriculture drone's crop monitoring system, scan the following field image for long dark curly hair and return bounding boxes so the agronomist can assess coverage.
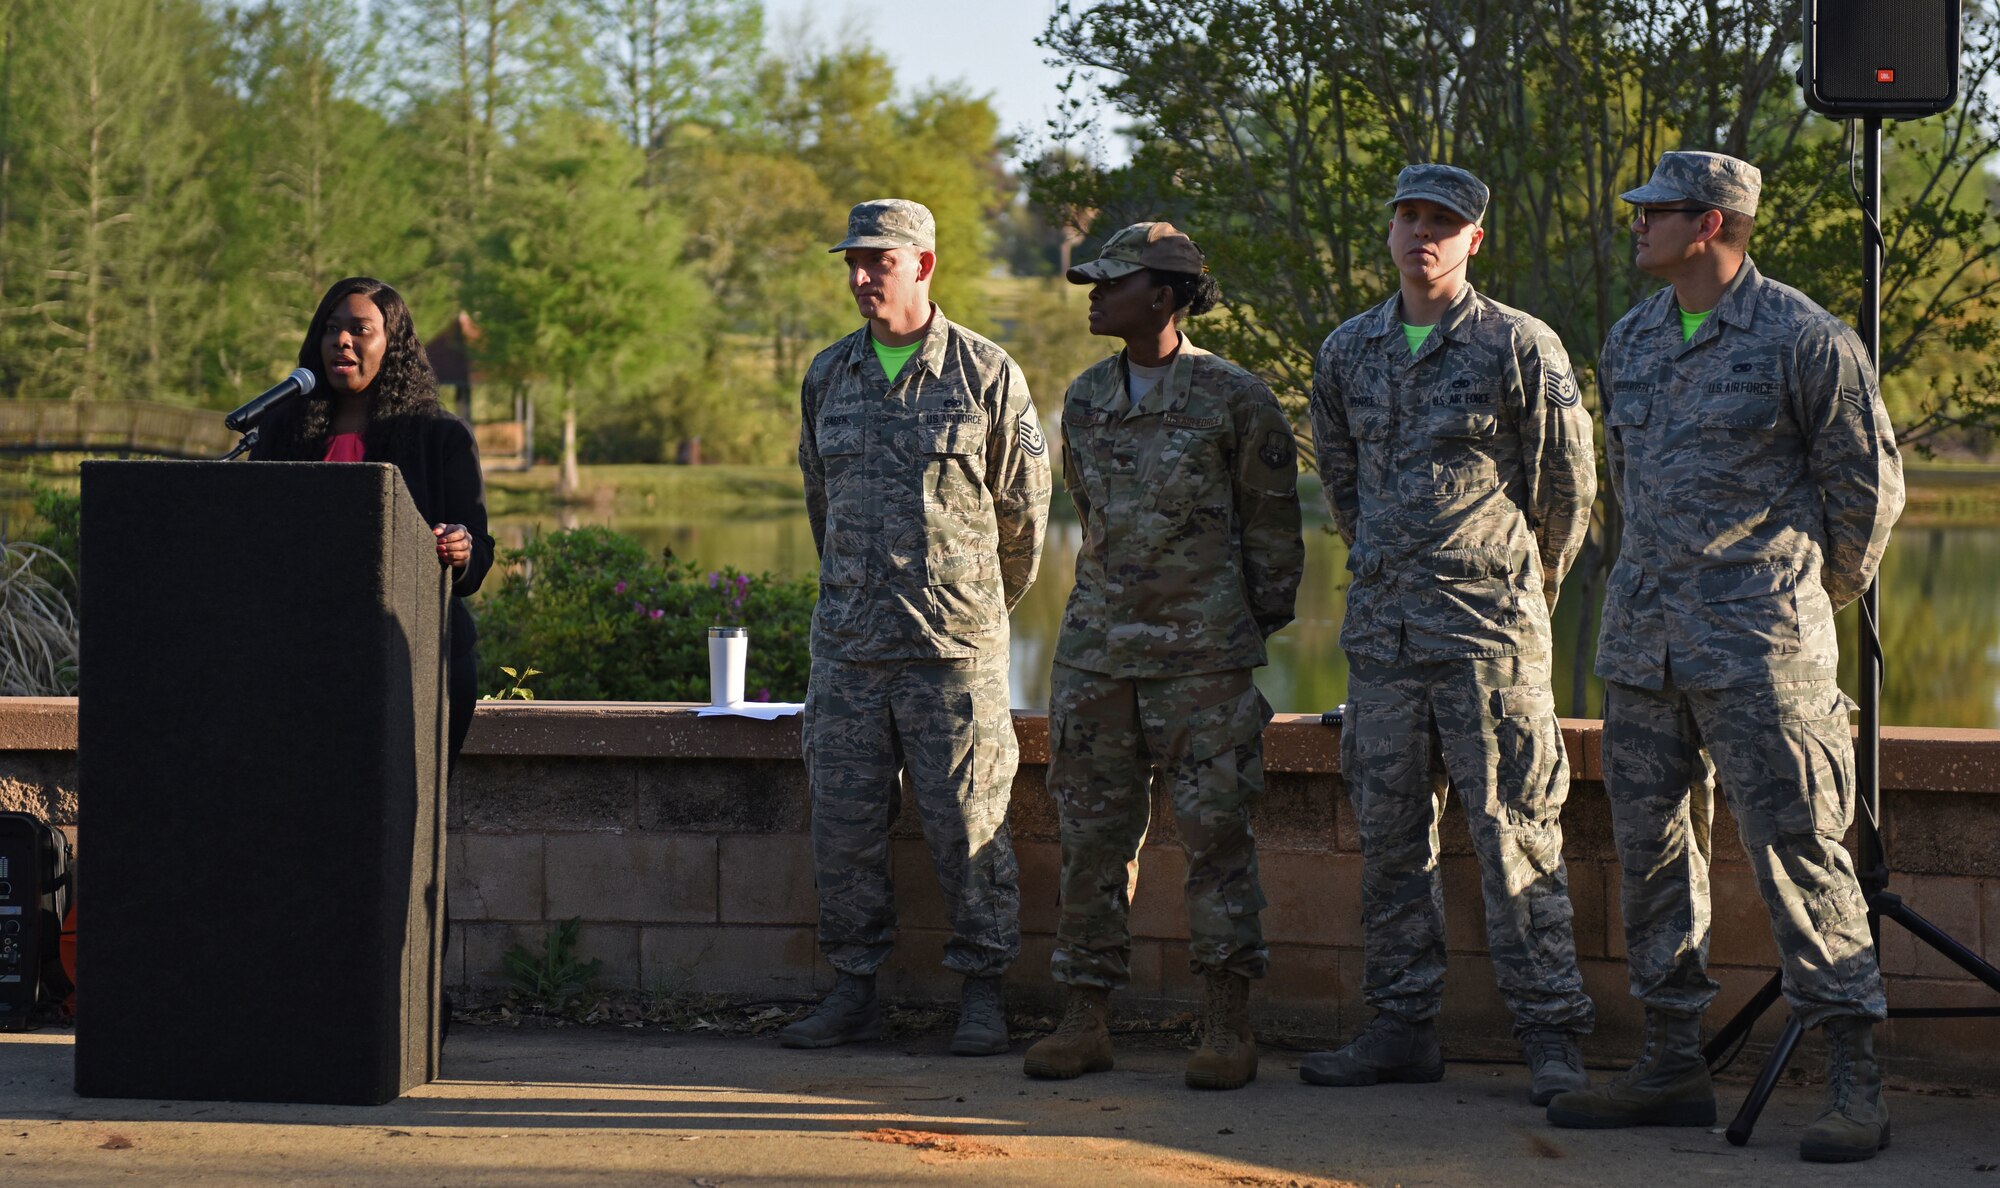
[264,277,446,460]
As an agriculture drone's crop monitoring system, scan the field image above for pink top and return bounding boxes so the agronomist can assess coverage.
[322,433,366,462]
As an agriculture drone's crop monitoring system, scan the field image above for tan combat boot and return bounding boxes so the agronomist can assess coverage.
[1185,971,1259,1089]
[1800,1016,1891,1162]
[1023,985,1114,1080]
[1545,1009,1715,1128]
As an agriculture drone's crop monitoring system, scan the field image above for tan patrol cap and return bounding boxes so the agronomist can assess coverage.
[829,198,936,253]
[1065,222,1205,284]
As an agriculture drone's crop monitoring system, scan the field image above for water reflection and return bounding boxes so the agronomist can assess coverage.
[488,506,2000,726]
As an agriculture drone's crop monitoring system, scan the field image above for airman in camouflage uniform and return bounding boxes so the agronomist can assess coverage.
[782,199,1053,1057]
[1545,153,1904,1165]
[1303,165,1599,1105]
[1020,223,1303,1091]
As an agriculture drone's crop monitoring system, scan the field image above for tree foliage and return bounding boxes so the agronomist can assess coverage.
[1029,0,2000,451]
[0,0,1015,466]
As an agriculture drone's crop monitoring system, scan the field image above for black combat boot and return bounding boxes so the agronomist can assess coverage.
[778,971,883,1049]
[1298,1012,1444,1086]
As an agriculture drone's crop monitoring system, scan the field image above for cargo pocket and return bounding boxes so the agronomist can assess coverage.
[1697,562,1802,655]
[926,549,1004,635]
[1776,689,1858,839]
[1168,683,1273,917]
[1433,546,1525,631]
[1491,683,1563,830]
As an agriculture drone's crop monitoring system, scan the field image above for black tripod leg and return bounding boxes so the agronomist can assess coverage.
[1725,1013,1805,1148]
[1705,971,1783,1068]
[1876,896,2000,992]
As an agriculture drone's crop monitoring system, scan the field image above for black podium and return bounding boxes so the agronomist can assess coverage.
[74,461,450,1105]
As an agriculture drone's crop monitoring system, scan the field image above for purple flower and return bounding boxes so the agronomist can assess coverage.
[632,601,644,613]
[613,581,627,594]
[735,574,750,591]
[706,571,719,588]
[755,688,770,702]
[650,608,665,620]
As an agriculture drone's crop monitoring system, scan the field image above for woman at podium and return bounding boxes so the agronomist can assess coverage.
[250,276,495,766]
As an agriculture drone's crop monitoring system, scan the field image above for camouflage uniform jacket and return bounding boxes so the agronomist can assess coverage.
[1056,340,1304,678]
[799,305,1053,662]
[1310,284,1597,664]
[1596,258,1904,690]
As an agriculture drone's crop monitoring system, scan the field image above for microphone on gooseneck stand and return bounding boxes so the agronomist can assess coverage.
[220,368,317,460]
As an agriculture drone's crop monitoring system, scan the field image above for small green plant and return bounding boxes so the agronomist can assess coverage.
[484,665,544,701]
[475,526,816,701]
[501,917,603,1014]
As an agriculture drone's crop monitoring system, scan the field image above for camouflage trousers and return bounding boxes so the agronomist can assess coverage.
[802,653,1021,979]
[1344,653,1595,1036]
[1603,677,1887,1026]
[1046,663,1273,988]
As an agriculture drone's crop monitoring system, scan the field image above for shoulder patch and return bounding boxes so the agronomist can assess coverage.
[1545,369,1581,409]
[1258,429,1296,470]
[1016,413,1046,457]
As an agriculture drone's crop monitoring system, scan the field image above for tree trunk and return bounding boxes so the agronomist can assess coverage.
[559,392,579,498]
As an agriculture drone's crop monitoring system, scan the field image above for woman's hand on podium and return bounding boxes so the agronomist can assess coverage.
[433,523,472,570]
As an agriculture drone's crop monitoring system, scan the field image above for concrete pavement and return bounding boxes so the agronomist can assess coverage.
[2,1024,1997,1185]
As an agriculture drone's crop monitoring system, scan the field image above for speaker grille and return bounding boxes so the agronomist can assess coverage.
[1814,0,1956,105]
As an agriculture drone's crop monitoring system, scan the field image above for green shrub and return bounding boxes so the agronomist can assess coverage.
[474,525,816,701]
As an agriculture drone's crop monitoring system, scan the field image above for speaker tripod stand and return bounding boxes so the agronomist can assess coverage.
[1699,115,2000,1147]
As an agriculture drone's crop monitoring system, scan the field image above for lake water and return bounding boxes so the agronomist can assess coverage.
[489,503,2000,728]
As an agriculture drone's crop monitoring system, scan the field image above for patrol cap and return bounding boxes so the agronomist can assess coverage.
[1621,151,1761,219]
[1387,163,1489,225]
[1065,221,1205,284]
[829,198,936,253]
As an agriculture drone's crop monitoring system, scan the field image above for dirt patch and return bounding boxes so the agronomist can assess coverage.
[1524,1130,1566,1159]
[858,1126,1009,1161]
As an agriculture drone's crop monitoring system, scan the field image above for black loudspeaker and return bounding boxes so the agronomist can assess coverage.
[1803,0,1962,118]
[74,461,449,1105]
[0,815,54,1028]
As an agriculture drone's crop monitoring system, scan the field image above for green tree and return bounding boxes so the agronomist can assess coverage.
[0,0,220,401]
[1031,0,2000,709]
[207,0,437,392]
[471,112,704,493]
[577,0,762,181]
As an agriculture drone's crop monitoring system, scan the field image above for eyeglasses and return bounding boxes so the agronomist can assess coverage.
[1632,207,1714,230]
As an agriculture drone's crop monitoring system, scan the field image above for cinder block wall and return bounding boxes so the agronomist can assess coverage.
[4,697,1996,1086]
[443,703,2000,1088]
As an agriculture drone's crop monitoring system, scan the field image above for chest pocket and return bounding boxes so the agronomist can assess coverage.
[916,413,987,516]
[814,416,867,491]
[1152,411,1230,515]
[1605,389,1652,460]
[1697,393,1781,433]
[1428,409,1501,495]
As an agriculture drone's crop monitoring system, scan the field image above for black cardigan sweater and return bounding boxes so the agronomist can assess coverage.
[250,408,496,657]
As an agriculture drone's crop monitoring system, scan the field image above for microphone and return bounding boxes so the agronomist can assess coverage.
[224,367,317,434]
